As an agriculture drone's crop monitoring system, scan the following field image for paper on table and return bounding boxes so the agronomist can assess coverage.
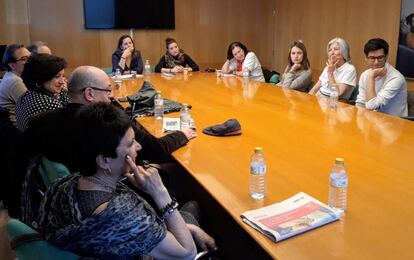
[163,118,180,132]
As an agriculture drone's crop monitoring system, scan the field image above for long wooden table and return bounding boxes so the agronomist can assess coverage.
[114,72,414,259]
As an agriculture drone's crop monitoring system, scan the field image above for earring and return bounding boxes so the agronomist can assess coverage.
[35,83,41,88]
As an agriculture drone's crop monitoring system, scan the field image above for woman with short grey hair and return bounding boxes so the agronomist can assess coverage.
[309,37,357,100]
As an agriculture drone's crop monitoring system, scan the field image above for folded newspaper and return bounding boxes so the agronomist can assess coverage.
[241,192,340,242]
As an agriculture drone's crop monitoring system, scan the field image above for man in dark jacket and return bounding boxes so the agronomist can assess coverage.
[24,66,196,172]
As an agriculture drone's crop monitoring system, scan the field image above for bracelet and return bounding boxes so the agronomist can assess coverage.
[159,198,179,219]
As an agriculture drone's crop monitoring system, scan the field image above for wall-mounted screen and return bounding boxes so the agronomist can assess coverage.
[83,0,175,29]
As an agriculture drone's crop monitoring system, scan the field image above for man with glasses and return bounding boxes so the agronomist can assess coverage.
[25,65,196,172]
[0,44,31,125]
[356,38,407,117]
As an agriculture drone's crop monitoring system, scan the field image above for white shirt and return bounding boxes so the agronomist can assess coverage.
[0,71,27,125]
[229,52,265,82]
[356,63,407,117]
[318,62,357,99]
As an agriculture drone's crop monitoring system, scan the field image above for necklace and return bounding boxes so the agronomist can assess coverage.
[84,175,116,193]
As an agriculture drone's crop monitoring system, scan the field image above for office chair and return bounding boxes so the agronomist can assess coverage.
[401,90,414,121]
[7,219,79,260]
[347,85,359,105]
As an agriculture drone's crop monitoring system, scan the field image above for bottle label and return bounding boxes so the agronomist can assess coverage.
[155,99,163,106]
[330,173,347,187]
[181,113,190,121]
[251,164,266,174]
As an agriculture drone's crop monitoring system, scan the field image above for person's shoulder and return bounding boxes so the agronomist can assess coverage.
[112,49,122,56]
[343,62,356,71]
[360,68,371,78]
[246,52,257,58]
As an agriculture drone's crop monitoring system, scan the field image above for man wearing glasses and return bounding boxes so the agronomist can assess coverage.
[25,66,196,172]
[356,38,407,117]
[0,44,31,125]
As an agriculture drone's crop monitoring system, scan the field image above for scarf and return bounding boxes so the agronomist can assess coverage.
[164,49,186,68]
[237,60,243,72]
[37,174,166,258]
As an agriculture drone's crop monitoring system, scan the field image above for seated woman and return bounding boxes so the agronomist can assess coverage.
[278,41,312,92]
[15,54,68,131]
[221,41,265,82]
[155,38,199,73]
[309,37,356,100]
[112,35,143,74]
[37,103,215,259]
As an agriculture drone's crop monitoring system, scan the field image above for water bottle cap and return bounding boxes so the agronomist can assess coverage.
[335,157,344,164]
[254,147,263,152]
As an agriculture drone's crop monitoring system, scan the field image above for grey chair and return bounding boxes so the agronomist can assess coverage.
[401,90,414,121]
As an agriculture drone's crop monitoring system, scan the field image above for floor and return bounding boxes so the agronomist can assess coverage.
[0,208,15,260]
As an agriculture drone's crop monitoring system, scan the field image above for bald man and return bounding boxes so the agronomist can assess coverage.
[24,66,195,172]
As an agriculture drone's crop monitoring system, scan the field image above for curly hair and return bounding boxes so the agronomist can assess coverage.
[21,54,67,91]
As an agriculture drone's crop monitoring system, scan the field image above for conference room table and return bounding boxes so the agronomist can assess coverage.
[113,72,414,259]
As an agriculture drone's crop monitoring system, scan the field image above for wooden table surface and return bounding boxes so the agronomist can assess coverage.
[113,72,414,259]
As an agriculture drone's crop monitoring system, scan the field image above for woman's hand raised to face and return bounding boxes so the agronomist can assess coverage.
[124,156,167,195]
[326,56,339,75]
[122,47,133,59]
[289,64,302,73]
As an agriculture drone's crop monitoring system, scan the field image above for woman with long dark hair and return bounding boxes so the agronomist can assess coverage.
[221,41,265,82]
[155,37,199,73]
[112,35,143,74]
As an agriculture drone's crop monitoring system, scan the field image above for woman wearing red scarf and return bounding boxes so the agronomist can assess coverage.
[221,42,265,82]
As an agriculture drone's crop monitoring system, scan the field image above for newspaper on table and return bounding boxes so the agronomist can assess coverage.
[241,192,341,242]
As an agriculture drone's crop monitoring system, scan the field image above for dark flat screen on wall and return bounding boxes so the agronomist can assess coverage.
[83,0,175,29]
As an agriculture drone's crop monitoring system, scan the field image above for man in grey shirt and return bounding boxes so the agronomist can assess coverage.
[356,38,407,117]
[0,44,31,125]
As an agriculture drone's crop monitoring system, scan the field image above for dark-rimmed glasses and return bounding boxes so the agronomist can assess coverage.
[366,55,386,62]
[15,56,30,63]
[81,87,112,93]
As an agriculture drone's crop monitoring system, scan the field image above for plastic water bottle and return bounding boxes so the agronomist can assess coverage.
[180,103,191,129]
[328,158,348,212]
[144,60,151,76]
[250,147,266,199]
[114,69,122,86]
[154,90,164,120]
[242,67,249,78]
[330,83,339,109]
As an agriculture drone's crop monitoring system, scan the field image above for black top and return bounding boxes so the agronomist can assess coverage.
[76,190,114,218]
[112,49,143,74]
[154,53,199,72]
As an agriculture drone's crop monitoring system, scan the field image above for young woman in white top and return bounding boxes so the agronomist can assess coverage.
[221,42,265,82]
[278,41,312,92]
[309,37,357,100]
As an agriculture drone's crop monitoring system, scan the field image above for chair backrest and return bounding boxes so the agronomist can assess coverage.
[407,90,414,117]
[6,219,79,260]
[39,156,71,187]
[347,85,359,105]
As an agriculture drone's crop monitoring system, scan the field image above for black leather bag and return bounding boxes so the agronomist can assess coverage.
[121,81,188,119]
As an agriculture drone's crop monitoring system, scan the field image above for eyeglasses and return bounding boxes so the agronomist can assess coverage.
[81,86,112,94]
[15,56,30,63]
[366,55,386,62]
